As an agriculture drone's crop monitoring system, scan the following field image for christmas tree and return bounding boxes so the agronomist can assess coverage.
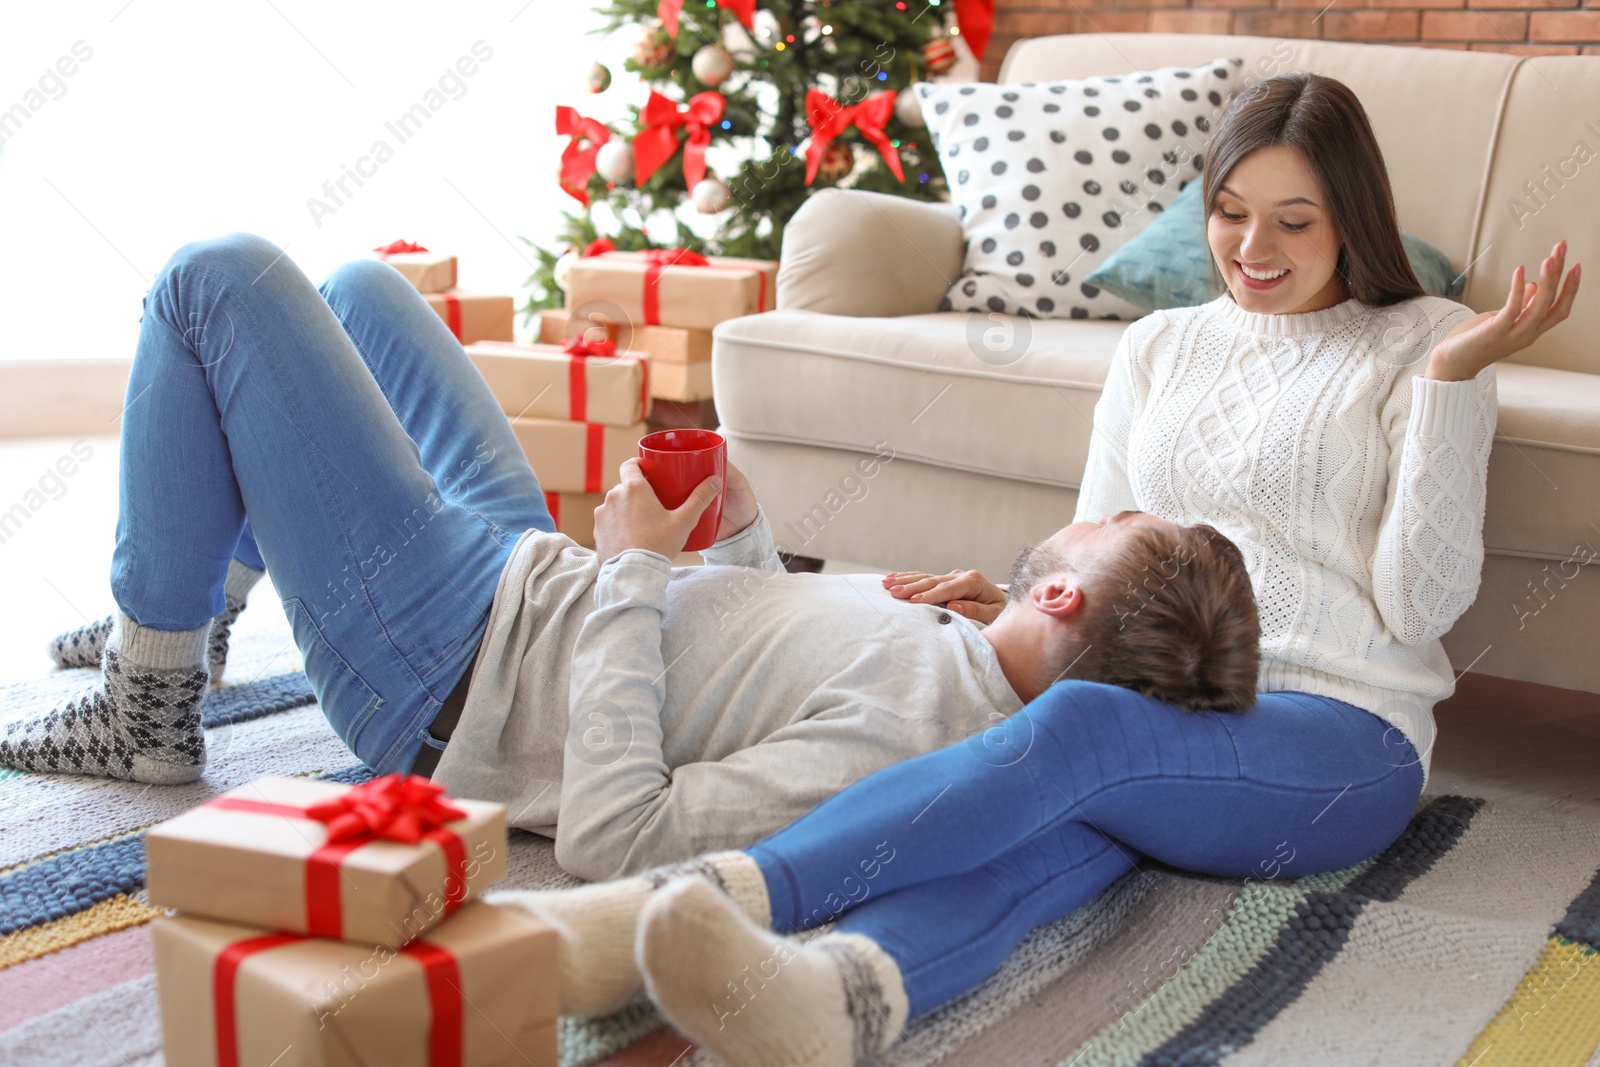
[523,0,993,314]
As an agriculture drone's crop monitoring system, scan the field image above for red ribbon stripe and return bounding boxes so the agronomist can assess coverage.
[215,933,304,1067]
[585,423,605,494]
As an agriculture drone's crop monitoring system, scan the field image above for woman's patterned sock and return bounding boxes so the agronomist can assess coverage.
[3,611,210,784]
[485,850,768,1018]
[47,559,264,685]
[637,877,909,1067]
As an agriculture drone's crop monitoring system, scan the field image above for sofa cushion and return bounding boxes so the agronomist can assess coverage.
[713,309,1125,488]
[715,313,1600,566]
[916,58,1244,322]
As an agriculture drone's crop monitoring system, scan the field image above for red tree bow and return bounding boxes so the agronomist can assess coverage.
[303,773,468,845]
[373,239,428,255]
[658,0,755,37]
[556,106,613,206]
[805,89,905,185]
[562,333,617,357]
[954,0,994,65]
[633,90,726,189]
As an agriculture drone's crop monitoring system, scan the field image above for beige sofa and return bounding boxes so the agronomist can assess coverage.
[711,33,1600,696]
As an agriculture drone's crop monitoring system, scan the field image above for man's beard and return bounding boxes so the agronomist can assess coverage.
[1006,540,1069,607]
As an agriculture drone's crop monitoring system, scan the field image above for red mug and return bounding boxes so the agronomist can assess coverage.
[638,429,726,552]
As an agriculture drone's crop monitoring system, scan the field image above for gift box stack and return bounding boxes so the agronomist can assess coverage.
[145,773,558,1067]
[462,331,652,548]
[540,241,780,436]
[373,240,516,345]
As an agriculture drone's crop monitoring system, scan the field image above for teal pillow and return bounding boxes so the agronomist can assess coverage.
[1086,178,1465,311]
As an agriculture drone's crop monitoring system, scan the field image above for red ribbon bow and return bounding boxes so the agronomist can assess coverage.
[954,0,994,66]
[562,333,617,358]
[658,0,755,37]
[374,239,429,255]
[582,236,617,258]
[556,106,613,206]
[303,772,468,846]
[633,90,726,190]
[805,89,905,185]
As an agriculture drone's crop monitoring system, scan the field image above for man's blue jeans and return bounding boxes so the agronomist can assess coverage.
[746,682,1424,1018]
[111,233,553,775]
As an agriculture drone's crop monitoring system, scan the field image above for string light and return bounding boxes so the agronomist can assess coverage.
[721,119,731,128]
[822,24,833,34]
[775,42,785,50]
[877,71,887,80]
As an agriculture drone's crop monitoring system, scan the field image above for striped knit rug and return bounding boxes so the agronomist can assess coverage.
[3,635,1599,1065]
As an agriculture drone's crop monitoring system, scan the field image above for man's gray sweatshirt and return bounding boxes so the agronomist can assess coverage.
[431,507,1022,881]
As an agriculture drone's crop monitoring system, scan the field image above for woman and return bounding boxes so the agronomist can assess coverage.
[486,71,1581,1065]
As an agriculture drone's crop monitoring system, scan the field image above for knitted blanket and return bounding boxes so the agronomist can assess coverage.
[3,630,1599,1066]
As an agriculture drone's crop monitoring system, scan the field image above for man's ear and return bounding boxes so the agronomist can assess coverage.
[1030,573,1087,621]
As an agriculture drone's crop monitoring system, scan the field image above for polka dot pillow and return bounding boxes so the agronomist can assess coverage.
[918,58,1247,321]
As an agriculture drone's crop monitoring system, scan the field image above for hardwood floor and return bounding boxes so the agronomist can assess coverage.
[4,432,1598,813]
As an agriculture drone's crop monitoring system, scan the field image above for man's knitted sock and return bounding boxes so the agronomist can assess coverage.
[3,611,210,784]
[637,877,909,1067]
[47,559,264,685]
[484,850,768,1017]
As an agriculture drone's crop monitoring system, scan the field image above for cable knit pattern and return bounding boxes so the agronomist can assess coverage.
[1074,292,1497,783]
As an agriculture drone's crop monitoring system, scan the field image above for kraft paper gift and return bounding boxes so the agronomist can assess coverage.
[564,250,776,332]
[146,774,507,950]
[153,902,558,1067]
[540,308,713,365]
[650,360,715,403]
[465,340,651,427]
[423,290,515,344]
[508,416,645,495]
[542,490,603,547]
[372,247,458,294]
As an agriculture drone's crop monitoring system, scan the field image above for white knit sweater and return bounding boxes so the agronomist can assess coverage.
[1074,292,1497,782]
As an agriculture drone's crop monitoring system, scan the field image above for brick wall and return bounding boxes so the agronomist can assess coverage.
[980,0,1600,80]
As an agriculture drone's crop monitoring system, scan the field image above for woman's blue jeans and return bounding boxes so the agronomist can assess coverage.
[746,682,1424,1019]
[111,233,553,775]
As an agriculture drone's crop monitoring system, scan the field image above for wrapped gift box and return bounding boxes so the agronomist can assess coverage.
[539,308,712,365]
[651,361,714,403]
[543,490,602,547]
[509,416,644,495]
[646,397,718,432]
[153,902,557,1067]
[146,774,507,950]
[564,251,777,332]
[423,291,515,344]
[372,249,458,294]
[465,341,650,428]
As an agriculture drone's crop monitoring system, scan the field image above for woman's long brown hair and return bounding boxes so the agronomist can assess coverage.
[1201,72,1426,308]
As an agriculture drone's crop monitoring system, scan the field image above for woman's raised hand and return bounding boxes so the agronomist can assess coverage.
[881,569,1008,625]
[1428,238,1581,382]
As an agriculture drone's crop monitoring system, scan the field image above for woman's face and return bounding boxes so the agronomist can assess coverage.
[1206,145,1347,315]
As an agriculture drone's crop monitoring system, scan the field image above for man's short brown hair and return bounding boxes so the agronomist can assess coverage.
[1056,521,1261,711]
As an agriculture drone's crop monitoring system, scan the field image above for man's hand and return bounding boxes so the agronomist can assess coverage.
[593,458,721,562]
[881,569,1008,625]
[716,462,759,543]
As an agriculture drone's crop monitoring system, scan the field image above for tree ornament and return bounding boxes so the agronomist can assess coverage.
[691,44,735,87]
[692,177,732,213]
[816,140,854,183]
[721,18,758,59]
[595,140,634,184]
[923,34,957,75]
[587,62,612,93]
[895,87,926,128]
[553,250,581,291]
[634,25,676,74]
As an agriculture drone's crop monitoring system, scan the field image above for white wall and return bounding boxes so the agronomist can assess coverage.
[0,0,644,361]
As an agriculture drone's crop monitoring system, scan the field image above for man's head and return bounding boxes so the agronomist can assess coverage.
[992,511,1261,711]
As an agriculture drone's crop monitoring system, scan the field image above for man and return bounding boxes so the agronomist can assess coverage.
[452,456,1261,882]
